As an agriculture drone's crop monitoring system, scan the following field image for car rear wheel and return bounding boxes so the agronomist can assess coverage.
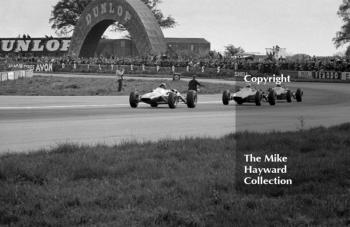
[268,90,276,106]
[255,91,262,106]
[168,92,178,109]
[222,90,231,105]
[186,90,197,108]
[296,89,303,102]
[129,91,139,108]
[286,90,292,103]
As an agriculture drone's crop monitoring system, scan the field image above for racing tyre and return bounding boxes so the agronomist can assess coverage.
[222,90,231,105]
[268,90,276,106]
[286,90,292,103]
[235,99,244,105]
[129,91,139,108]
[255,91,262,106]
[150,101,158,108]
[186,90,197,108]
[168,92,178,109]
[296,89,303,102]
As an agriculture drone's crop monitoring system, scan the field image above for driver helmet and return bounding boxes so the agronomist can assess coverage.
[159,83,167,89]
[245,83,252,88]
[276,82,282,87]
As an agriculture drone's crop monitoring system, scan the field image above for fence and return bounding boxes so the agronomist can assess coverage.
[0,69,34,82]
[2,62,350,81]
[298,71,350,81]
[53,63,237,77]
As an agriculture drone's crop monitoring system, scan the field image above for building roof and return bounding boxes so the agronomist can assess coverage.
[243,52,266,56]
[165,38,210,44]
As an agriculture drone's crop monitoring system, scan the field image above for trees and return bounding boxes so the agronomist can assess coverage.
[334,0,350,48]
[333,51,346,58]
[345,46,350,58]
[224,45,245,58]
[49,0,176,36]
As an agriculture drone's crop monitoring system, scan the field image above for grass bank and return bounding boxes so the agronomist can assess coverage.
[0,76,231,96]
[0,124,349,226]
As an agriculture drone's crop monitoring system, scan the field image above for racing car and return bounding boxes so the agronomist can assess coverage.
[222,84,264,106]
[265,84,303,105]
[129,83,197,109]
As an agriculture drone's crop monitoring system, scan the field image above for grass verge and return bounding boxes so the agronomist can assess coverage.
[0,124,349,226]
[0,76,231,96]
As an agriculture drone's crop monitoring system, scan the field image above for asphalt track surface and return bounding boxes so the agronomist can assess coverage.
[0,74,349,154]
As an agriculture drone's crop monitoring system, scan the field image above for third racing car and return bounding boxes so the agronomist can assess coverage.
[222,84,264,106]
[265,84,303,105]
[222,84,303,106]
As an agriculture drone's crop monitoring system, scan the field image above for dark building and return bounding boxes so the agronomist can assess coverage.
[165,38,211,58]
[95,38,211,58]
[95,38,139,58]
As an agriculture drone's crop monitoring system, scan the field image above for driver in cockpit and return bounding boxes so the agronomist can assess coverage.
[159,83,167,89]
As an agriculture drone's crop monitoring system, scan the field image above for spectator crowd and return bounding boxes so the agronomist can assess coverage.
[1,54,350,73]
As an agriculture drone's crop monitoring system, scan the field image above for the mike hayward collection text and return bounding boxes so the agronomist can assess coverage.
[243,154,293,185]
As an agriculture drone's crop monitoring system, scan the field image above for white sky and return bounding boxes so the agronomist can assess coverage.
[0,0,345,56]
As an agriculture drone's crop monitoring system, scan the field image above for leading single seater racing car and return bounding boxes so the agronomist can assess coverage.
[265,84,303,105]
[222,85,264,106]
[129,84,197,109]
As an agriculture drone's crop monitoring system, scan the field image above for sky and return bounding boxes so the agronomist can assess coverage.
[0,0,345,56]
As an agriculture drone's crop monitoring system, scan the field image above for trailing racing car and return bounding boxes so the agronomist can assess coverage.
[129,83,197,109]
[266,84,303,105]
[222,84,264,106]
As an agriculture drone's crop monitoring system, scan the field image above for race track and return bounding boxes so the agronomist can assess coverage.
[0,76,349,154]
[236,82,350,132]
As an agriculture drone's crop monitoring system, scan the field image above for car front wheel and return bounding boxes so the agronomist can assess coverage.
[186,90,197,108]
[129,91,139,108]
[222,90,231,105]
[268,90,276,106]
[168,92,178,109]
